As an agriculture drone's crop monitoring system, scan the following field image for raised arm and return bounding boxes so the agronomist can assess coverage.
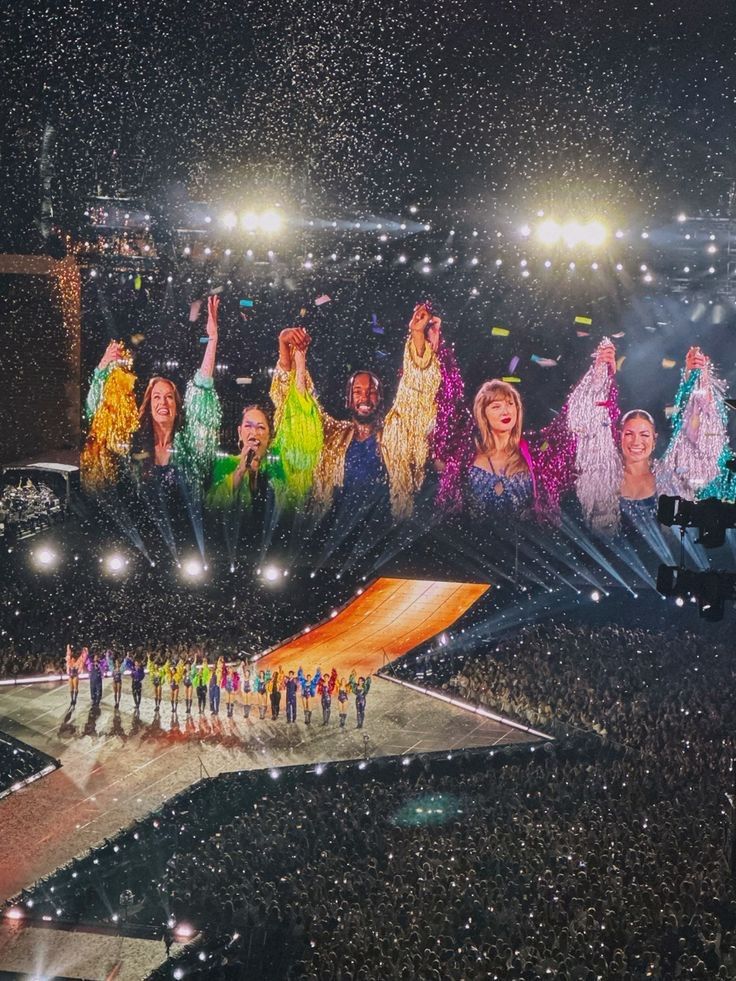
[198,296,219,381]
[567,338,621,534]
[659,346,731,500]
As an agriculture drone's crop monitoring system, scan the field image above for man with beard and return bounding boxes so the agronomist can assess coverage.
[271,304,442,521]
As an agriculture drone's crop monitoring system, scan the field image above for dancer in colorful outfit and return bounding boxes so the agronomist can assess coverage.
[209,659,224,715]
[336,675,352,729]
[351,675,371,729]
[240,665,253,719]
[225,666,240,718]
[192,659,210,714]
[65,644,87,707]
[147,655,164,712]
[298,667,321,726]
[269,669,283,721]
[181,658,195,714]
[318,669,337,726]
[82,295,222,500]
[110,654,126,710]
[127,656,145,711]
[284,670,299,724]
[255,669,271,720]
[164,657,185,713]
[86,650,109,707]
[271,303,442,521]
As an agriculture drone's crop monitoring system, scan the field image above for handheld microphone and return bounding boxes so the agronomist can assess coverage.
[244,448,256,469]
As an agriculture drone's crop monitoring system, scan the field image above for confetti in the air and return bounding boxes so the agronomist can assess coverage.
[491,327,510,337]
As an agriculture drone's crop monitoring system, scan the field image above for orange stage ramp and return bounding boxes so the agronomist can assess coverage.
[259,577,490,677]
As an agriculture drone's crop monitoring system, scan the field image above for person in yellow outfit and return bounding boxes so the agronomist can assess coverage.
[163,657,186,713]
[270,303,442,521]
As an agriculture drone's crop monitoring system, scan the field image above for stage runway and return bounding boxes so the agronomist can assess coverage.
[258,576,490,675]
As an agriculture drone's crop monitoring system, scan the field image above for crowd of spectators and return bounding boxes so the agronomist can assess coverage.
[0,563,353,680]
[11,622,736,979]
[0,477,65,543]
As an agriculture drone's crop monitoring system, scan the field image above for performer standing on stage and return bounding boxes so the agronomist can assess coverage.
[255,669,271,720]
[240,665,253,719]
[284,670,299,724]
[225,666,240,718]
[126,656,145,711]
[147,655,163,712]
[298,667,321,726]
[269,669,283,721]
[352,675,371,729]
[182,657,195,714]
[87,651,106,708]
[318,669,337,726]
[164,657,185,713]
[65,644,87,707]
[209,660,221,715]
[110,654,125,710]
[336,675,352,729]
[192,659,210,714]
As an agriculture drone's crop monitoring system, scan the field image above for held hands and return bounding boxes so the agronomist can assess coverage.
[278,327,311,352]
[685,346,708,372]
[98,340,126,370]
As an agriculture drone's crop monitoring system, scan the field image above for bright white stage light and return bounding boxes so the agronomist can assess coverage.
[536,220,561,245]
[259,210,282,233]
[183,558,203,578]
[675,597,685,607]
[590,590,601,603]
[222,211,237,230]
[677,213,687,222]
[263,565,280,582]
[519,224,531,237]
[105,553,125,574]
[562,221,584,247]
[585,221,607,247]
[241,211,259,231]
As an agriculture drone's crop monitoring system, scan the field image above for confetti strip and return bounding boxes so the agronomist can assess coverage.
[236,377,253,385]
[508,355,520,373]
[531,355,558,367]
[315,294,331,305]
[662,358,677,369]
[664,405,676,418]
[198,336,209,344]
[371,314,384,335]
[502,375,521,383]
[576,331,590,337]
[130,333,145,346]
[188,299,202,322]
[133,274,142,291]
[612,331,626,338]
[574,316,592,325]
[616,356,626,371]
[239,299,254,308]
[491,326,509,336]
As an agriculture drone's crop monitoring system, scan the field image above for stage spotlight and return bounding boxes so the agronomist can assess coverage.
[105,553,126,574]
[562,221,584,247]
[182,558,203,578]
[259,210,282,233]
[585,221,607,246]
[536,220,561,245]
[262,564,281,582]
[222,211,237,230]
[241,211,258,231]
[590,590,601,602]
[35,547,57,569]
[675,596,685,607]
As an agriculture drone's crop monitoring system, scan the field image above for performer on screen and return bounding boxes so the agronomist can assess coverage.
[255,668,271,720]
[284,669,299,724]
[443,340,618,529]
[240,665,253,719]
[318,668,337,726]
[271,303,442,521]
[298,667,321,726]
[82,295,222,499]
[571,345,735,533]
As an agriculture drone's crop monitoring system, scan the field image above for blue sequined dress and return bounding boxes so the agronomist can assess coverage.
[466,464,534,519]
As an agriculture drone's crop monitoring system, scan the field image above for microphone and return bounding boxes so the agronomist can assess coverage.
[244,448,256,469]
